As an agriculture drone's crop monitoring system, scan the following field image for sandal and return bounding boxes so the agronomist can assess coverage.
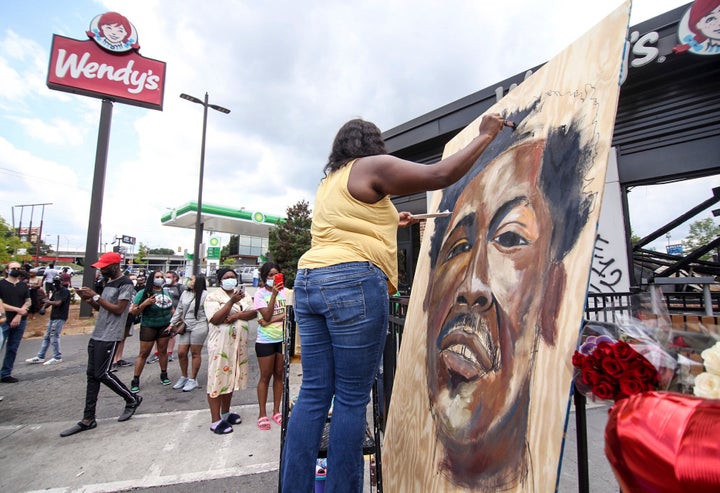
[227,413,242,425]
[257,416,271,430]
[211,420,233,434]
[271,412,282,426]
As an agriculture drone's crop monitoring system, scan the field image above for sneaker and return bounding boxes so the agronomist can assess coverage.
[172,376,188,390]
[26,356,45,364]
[182,378,199,392]
[160,372,171,386]
[168,353,174,362]
[130,378,140,393]
[43,358,62,366]
[110,363,119,372]
[0,376,19,383]
[146,355,159,364]
[117,359,133,367]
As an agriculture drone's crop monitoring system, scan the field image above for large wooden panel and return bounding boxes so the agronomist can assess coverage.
[383,2,630,491]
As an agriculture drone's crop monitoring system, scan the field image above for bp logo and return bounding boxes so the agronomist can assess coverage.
[252,211,265,223]
[209,237,220,247]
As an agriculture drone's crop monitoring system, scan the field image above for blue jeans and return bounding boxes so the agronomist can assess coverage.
[281,262,389,493]
[2,318,27,378]
[38,319,65,360]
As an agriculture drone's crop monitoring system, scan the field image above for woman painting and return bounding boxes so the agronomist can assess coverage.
[129,270,174,392]
[280,114,505,492]
[169,274,209,392]
[204,268,257,434]
[252,262,287,430]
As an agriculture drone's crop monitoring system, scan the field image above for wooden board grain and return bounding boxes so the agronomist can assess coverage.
[383,3,631,491]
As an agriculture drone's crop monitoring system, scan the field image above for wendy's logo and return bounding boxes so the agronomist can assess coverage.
[86,12,140,53]
[674,0,720,55]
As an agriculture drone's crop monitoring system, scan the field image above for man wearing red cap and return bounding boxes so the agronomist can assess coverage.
[60,252,141,437]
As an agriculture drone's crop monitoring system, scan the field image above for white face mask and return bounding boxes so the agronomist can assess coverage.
[221,278,238,291]
[265,278,274,288]
[165,277,173,285]
[153,278,165,287]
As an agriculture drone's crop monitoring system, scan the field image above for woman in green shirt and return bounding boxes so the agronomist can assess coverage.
[129,270,174,392]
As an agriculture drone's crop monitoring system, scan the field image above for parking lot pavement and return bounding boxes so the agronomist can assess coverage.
[0,309,617,492]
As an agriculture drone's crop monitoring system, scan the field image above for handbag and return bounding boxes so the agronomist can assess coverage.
[174,320,187,335]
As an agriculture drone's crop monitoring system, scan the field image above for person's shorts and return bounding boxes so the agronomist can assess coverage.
[139,325,171,342]
[177,324,209,346]
[255,341,282,358]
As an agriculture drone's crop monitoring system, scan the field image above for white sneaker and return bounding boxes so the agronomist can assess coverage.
[26,356,45,364]
[182,378,199,392]
[43,358,62,366]
[172,376,188,390]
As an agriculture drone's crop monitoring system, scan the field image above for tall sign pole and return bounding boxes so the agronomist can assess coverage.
[46,11,166,317]
[79,99,113,317]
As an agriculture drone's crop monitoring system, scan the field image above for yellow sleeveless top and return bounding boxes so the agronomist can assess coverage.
[298,159,398,293]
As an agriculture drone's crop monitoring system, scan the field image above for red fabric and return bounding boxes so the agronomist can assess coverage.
[605,391,720,492]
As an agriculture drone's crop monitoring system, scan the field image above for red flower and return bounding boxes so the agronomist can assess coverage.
[619,377,645,397]
[601,356,624,378]
[593,377,617,400]
[572,338,659,402]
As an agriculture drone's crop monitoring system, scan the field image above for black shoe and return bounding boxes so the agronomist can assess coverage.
[0,376,19,383]
[110,363,119,372]
[130,378,140,393]
[118,359,133,367]
[118,395,143,422]
[60,419,97,437]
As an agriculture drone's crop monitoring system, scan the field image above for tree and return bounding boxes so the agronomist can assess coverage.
[135,242,149,265]
[0,215,33,265]
[682,217,720,261]
[148,247,175,255]
[268,200,312,288]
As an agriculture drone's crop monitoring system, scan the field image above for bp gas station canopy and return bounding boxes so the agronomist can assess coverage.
[161,202,284,236]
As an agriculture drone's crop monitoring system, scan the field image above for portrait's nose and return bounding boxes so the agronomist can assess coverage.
[456,253,492,312]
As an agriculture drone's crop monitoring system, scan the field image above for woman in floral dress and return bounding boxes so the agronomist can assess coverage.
[203,268,257,434]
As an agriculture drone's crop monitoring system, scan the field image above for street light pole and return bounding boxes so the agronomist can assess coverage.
[180,92,230,276]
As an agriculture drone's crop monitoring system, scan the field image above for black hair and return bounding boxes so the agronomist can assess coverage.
[324,119,387,176]
[429,98,595,268]
[193,274,207,318]
[259,262,280,284]
[141,270,164,302]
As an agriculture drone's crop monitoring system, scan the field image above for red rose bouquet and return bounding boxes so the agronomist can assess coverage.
[572,319,677,402]
[572,338,659,401]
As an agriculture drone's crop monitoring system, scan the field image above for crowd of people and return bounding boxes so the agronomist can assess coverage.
[0,255,289,438]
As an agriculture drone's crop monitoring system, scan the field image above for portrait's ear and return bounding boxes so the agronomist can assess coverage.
[539,262,566,346]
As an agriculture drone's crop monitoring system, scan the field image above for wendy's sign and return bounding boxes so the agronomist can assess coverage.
[47,12,166,110]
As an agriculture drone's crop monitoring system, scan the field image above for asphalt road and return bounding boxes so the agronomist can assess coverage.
[0,306,618,492]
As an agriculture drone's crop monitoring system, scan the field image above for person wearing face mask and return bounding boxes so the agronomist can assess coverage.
[0,262,32,383]
[148,271,185,365]
[62,252,139,436]
[203,268,257,434]
[168,274,208,392]
[128,270,174,392]
[252,262,287,430]
[25,276,70,365]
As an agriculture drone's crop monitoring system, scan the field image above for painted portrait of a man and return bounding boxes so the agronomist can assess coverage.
[383,4,629,491]
[424,95,598,489]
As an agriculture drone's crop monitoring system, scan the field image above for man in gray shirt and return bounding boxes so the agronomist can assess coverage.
[61,252,141,437]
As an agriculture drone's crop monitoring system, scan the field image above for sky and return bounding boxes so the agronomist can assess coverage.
[0,0,714,258]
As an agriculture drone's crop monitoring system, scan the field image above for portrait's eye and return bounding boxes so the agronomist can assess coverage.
[492,231,529,249]
[444,238,472,262]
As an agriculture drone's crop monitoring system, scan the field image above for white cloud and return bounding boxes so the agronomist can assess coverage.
[0,0,701,256]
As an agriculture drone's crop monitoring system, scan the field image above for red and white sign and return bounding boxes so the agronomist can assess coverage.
[46,12,166,110]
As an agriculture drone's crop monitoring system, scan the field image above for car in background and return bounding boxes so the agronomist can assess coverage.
[237,267,255,285]
[55,265,75,276]
[30,266,46,276]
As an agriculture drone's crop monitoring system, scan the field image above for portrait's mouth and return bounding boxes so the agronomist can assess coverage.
[438,315,499,385]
